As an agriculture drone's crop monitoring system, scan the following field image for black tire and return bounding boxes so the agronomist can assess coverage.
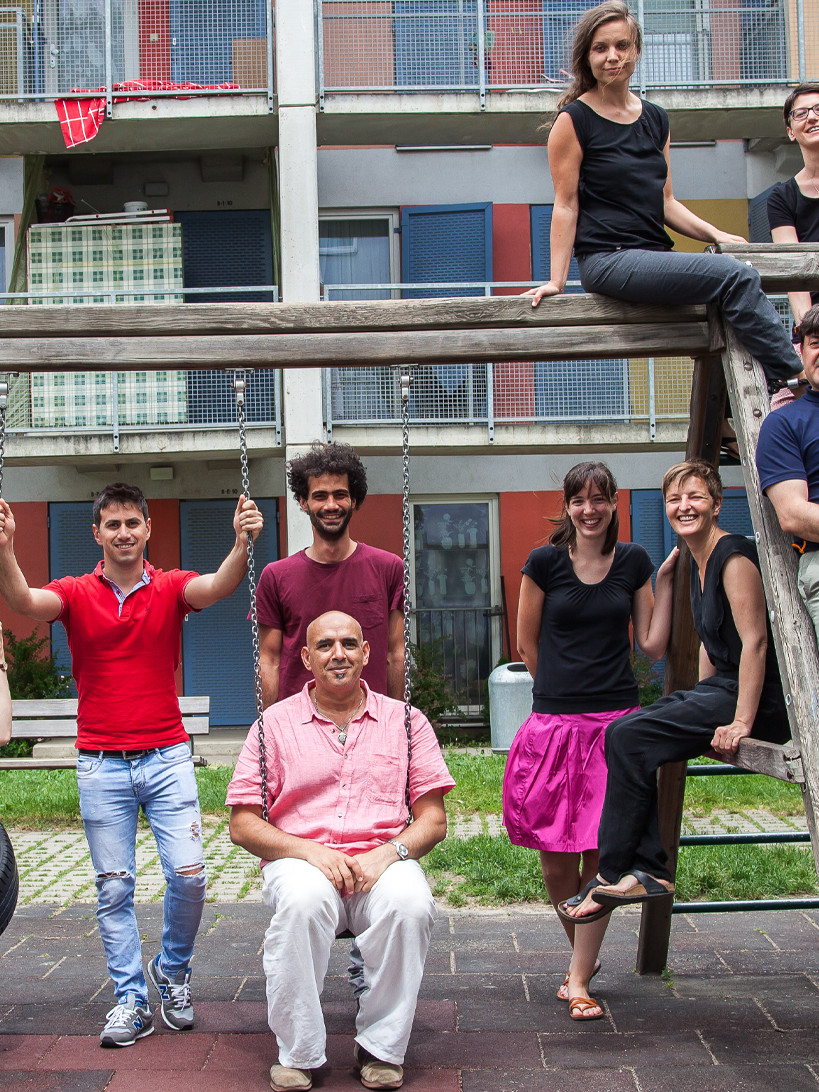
[0,819,18,936]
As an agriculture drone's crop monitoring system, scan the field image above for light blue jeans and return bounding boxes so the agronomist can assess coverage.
[578,249,802,384]
[77,742,206,1004]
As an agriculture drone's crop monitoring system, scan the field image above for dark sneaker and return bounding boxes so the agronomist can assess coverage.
[99,993,154,1047]
[147,954,194,1030]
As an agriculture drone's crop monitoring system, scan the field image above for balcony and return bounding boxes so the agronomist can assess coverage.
[0,0,276,154]
[318,0,812,96]
[315,0,817,144]
[321,281,793,447]
[1,286,282,459]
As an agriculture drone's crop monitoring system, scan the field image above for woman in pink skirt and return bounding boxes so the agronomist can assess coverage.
[502,462,676,1020]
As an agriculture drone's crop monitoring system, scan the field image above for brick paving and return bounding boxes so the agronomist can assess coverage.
[2,805,816,1089]
[1,900,819,1091]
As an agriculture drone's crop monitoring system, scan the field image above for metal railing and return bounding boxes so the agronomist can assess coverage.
[412,605,500,710]
[1,286,282,446]
[0,0,275,111]
[322,280,786,442]
[673,760,819,914]
[317,0,811,103]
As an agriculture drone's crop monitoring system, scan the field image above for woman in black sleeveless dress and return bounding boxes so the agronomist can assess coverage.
[526,0,800,389]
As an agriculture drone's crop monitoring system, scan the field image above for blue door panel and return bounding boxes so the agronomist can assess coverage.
[401,202,492,413]
[48,502,106,690]
[180,497,278,727]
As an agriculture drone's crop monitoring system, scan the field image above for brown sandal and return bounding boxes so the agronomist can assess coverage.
[568,996,604,1021]
[557,960,601,1001]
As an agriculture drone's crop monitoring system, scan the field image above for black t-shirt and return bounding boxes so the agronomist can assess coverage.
[562,98,673,258]
[522,541,654,714]
[767,178,819,307]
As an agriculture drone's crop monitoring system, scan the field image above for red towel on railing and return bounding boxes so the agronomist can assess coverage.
[55,80,239,149]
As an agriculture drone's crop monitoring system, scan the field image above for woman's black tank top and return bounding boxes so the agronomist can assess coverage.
[562,98,673,257]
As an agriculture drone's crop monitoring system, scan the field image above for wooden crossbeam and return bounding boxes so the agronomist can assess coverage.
[716,242,819,292]
[0,296,708,337]
[0,322,712,372]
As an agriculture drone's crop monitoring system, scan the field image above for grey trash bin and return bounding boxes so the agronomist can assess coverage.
[488,662,533,754]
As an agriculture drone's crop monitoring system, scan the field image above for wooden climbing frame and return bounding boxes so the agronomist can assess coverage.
[2,244,819,976]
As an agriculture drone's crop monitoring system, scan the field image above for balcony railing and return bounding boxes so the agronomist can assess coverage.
[318,0,811,101]
[0,0,275,109]
[1,287,282,447]
[321,279,778,442]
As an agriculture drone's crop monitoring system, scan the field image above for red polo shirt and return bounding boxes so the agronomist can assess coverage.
[45,561,199,750]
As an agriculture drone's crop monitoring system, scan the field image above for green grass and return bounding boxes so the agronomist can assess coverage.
[426,835,818,907]
[0,766,235,827]
[1,752,815,910]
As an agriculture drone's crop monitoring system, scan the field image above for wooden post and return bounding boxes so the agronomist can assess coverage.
[719,321,819,873]
[636,351,725,975]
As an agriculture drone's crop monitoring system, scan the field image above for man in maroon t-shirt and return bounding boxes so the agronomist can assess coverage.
[0,483,262,1048]
[257,443,405,709]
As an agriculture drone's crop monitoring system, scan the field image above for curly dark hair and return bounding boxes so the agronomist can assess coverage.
[92,483,149,526]
[286,443,368,506]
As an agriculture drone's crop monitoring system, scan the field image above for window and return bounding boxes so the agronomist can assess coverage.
[0,218,14,296]
[410,496,501,711]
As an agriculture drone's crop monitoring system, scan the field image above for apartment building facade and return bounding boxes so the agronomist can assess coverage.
[0,0,815,720]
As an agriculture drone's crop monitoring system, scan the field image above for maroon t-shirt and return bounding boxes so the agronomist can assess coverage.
[255,542,404,699]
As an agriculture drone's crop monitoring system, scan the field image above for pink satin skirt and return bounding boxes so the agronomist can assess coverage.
[502,707,638,854]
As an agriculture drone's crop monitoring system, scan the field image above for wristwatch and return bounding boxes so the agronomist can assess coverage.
[387,840,409,860]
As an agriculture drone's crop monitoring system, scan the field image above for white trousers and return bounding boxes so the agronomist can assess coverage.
[261,857,437,1069]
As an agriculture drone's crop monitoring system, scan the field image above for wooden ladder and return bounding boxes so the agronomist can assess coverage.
[637,243,819,973]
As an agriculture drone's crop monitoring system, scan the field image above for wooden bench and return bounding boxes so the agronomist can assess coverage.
[0,696,210,769]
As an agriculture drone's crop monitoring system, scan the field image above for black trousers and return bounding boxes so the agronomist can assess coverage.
[597,677,790,882]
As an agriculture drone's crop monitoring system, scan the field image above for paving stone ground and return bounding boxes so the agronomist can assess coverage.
[1,900,819,1091]
[3,806,815,1089]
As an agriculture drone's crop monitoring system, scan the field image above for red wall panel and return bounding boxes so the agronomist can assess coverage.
[0,502,49,645]
[354,494,403,559]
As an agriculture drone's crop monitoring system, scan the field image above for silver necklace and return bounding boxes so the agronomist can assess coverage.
[312,688,364,744]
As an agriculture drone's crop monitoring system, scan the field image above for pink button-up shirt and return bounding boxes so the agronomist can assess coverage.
[226,682,455,858]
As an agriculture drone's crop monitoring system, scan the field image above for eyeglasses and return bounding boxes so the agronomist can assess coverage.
[789,104,819,121]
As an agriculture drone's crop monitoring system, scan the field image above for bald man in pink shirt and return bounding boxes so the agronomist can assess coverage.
[227,611,454,1092]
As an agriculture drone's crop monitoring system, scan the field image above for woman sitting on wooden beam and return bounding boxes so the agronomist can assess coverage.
[560,460,790,925]
[526,0,802,393]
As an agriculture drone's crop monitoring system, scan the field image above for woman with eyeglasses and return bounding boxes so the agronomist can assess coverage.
[526,0,801,391]
[768,84,819,333]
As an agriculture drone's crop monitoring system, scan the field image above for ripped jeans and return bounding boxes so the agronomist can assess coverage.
[77,742,206,1003]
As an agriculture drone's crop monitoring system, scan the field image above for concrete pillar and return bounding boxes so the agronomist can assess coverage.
[275,0,323,556]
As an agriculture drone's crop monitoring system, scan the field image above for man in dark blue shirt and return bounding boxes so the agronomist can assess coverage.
[756,304,819,640]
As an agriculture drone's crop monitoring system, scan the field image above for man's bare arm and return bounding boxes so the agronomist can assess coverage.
[0,501,62,622]
[259,624,283,708]
[766,480,819,543]
[229,803,364,893]
[352,788,448,893]
[184,497,263,611]
[386,608,406,700]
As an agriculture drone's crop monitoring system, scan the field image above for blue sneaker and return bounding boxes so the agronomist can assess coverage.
[100,993,154,1047]
[147,954,194,1030]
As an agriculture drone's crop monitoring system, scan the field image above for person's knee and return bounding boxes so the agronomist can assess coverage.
[167,861,207,900]
[378,875,435,929]
[95,869,135,907]
[274,868,336,922]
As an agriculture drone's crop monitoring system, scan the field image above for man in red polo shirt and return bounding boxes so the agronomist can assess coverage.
[0,483,262,1047]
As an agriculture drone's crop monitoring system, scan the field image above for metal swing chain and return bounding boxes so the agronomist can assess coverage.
[0,381,8,497]
[231,371,269,823]
[400,368,414,824]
